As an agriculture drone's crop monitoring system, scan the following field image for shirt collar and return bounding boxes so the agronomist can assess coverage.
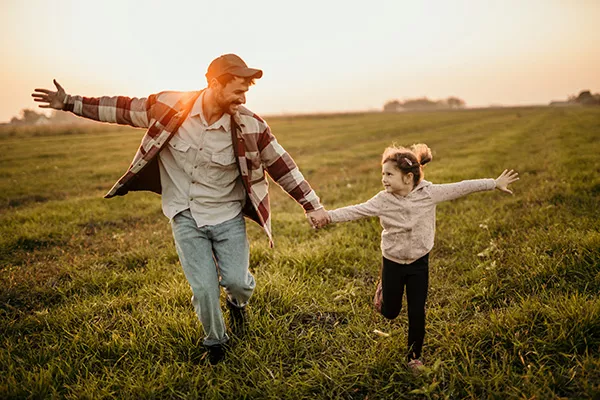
[190,92,231,131]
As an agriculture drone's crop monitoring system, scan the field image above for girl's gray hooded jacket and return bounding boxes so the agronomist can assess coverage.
[328,178,496,264]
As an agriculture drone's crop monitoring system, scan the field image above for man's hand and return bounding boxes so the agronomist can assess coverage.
[31,79,67,110]
[495,169,519,194]
[307,208,330,229]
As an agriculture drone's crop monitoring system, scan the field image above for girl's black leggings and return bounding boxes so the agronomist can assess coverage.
[380,253,429,361]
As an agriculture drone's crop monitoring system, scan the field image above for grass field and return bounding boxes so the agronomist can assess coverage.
[1,107,599,399]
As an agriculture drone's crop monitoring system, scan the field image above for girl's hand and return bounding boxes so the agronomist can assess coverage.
[495,169,519,194]
[307,208,330,229]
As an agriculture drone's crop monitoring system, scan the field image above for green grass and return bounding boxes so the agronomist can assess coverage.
[1,107,599,399]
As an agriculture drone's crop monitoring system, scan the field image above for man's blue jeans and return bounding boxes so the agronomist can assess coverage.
[171,210,256,346]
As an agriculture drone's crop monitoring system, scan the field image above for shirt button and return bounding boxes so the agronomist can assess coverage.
[189,198,193,202]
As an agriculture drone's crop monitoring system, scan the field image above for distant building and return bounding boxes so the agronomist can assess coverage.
[549,101,576,107]
[33,116,51,125]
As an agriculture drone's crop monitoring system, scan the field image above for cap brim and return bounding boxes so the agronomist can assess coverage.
[228,66,263,79]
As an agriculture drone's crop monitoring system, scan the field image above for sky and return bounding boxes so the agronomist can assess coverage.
[1,0,599,123]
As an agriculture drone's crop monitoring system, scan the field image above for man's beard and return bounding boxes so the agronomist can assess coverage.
[216,93,241,115]
[227,101,242,114]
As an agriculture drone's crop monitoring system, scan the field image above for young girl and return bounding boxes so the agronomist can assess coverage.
[322,143,518,372]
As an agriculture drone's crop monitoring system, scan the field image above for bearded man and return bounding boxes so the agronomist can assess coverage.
[32,54,329,364]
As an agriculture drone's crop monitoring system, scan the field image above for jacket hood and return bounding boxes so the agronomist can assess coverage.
[402,179,432,199]
[415,179,432,190]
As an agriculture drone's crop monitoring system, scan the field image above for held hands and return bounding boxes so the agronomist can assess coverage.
[31,79,67,110]
[306,208,331,229]
[495,169,519,194]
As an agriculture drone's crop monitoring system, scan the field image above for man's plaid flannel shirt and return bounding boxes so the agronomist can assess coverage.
[64,89,322,245]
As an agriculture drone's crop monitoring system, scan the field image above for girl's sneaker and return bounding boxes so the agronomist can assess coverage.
[407,359,425,375]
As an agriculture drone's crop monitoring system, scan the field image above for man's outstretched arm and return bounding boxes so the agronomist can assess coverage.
[32,79,153,128]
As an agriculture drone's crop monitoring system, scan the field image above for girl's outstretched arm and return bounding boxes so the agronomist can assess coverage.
[327,192,384,223]
[430,169,519,203]
[495,169,519,194]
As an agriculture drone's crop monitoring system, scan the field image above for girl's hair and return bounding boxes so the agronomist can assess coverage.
[382,143,433,185]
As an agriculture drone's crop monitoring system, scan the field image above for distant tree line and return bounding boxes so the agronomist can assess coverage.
[567,90,600,106]
[9,108,90,125]
[550,90,600,107]
[383,96,466,112]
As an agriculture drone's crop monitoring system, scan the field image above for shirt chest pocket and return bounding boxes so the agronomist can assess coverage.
[168,135,191,153]
[207,152,238,184]
[167,135,192,170]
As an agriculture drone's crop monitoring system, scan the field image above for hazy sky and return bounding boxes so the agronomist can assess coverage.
[1,0,599,122]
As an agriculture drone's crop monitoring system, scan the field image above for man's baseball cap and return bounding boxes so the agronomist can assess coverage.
[206,54,263,80]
